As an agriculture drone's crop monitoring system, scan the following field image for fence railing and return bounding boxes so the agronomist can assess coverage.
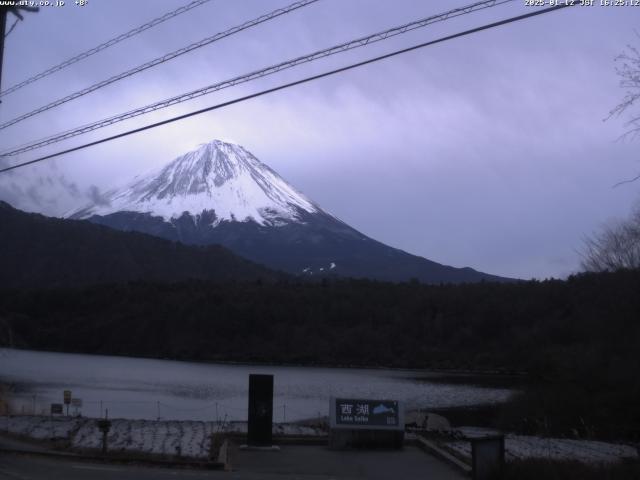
[4,393,327,424]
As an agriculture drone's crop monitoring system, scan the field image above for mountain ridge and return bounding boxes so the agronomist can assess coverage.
[0,200,279,289]
[71,140,320,227]
[71,139,515,284]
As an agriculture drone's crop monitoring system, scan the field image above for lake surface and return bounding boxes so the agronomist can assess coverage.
[0,349,514,421]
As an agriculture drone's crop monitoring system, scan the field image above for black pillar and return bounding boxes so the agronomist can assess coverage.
[472,435,505,480]
[247,374,273,446]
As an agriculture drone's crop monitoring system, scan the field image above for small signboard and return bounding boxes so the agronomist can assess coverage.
[50,403,63,415]
[329,397,404,449]
[331,398,403,430]
[63,390,72,405]
[71,398,82,408]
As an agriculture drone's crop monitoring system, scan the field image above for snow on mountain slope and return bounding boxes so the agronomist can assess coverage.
[71,140,319,226]
[68,138,514,284]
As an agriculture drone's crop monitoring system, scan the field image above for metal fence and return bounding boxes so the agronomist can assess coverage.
[5,392,326,424]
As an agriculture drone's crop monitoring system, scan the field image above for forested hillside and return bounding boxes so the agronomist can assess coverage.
[2,269,639,438]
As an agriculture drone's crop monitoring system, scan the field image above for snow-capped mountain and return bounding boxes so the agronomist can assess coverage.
[72,140,319,226]
[70,139,511,284]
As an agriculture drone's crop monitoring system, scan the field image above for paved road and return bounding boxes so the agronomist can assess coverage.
[233,445,466,479]
[0,454,220,480]
[0,434,60,454]
[0,445,466,480]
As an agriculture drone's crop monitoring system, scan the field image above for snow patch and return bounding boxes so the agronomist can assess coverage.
[442,427,639,465]
[5,416,638,465]
[3,416,324,459]
[69,139,320,227]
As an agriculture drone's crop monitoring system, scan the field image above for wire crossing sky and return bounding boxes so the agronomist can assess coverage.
[0,0,320,131]
[0,0,635,280]
[0,0,213,98]
[0,0,514,154]
[0,3,575,175]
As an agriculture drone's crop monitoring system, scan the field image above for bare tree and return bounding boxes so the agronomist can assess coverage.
[585,35,640,269]
[608,35,640,143]
[581,205,640,272]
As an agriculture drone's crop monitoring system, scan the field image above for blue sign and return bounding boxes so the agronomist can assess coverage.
[334,398,400,427]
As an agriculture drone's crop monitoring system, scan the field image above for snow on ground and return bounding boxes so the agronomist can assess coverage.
[4,415,637,464]
[1,415,323,459]
[2,415,80,440]
[2,416,221,458]
[223,422,322,437]
[443,427,639,464]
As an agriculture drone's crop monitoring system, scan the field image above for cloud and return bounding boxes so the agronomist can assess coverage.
[0,162,88,216]
[1,0,639,278]
[87,185,110,207]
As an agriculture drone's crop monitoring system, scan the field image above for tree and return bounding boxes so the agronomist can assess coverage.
[581,204,640,272]
[608,36,640,143]
[585,37,640,271]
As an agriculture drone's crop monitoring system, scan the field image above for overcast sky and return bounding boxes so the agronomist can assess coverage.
[0,0,638,280]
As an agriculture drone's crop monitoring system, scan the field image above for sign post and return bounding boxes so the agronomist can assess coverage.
[49,404,63,440]
[97,409,112,455]
[329,398,404,449]
[71,398,82,416]
[63,390,71,416]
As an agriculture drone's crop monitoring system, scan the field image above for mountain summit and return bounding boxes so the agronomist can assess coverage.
[72,140,319,226]
[71,139,512,283]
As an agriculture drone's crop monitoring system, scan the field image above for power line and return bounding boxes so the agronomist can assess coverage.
[4,17,19,38]
[1,6,40,96]
[0,0,212,99]
[0,3,576,175]
[0,0,319,131]
[0,0,515,153]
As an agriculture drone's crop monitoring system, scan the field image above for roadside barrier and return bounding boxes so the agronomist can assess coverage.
[5,393,327,424]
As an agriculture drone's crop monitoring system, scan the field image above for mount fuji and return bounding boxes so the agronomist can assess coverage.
[70,140,510,283]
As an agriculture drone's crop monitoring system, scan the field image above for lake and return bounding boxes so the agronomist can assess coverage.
[0,348,514,421]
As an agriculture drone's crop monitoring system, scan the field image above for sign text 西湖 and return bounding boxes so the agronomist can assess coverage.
[335,398,399,427]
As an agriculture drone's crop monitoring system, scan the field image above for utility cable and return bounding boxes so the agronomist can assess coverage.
[0,3,575,174]
[0,0,319,129]
[4,17,19,38]
[0,0,514,153]
[0,0,213,98]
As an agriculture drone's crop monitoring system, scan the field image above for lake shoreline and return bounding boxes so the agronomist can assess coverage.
[0,346,528,378]
[0,348,515,423]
